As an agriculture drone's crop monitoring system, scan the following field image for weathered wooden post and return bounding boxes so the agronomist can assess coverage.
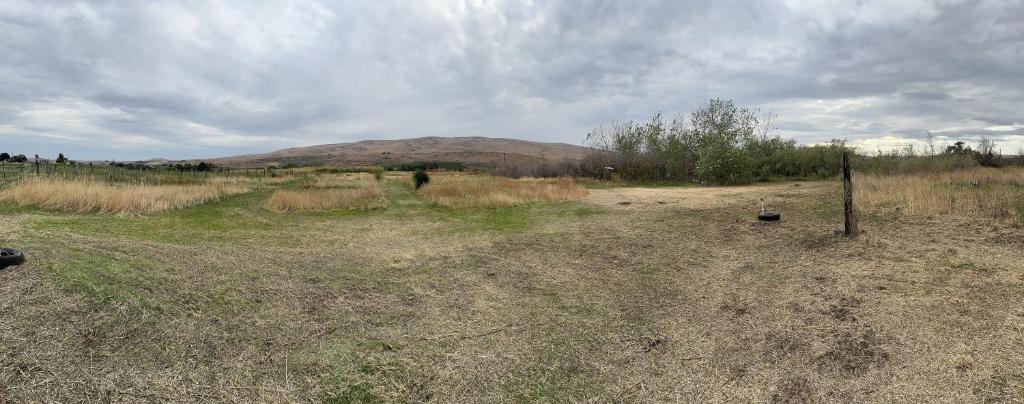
[842,151,858,236]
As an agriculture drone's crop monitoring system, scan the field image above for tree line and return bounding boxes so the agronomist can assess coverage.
[0,152,29,163]
[1,152,218,172]
[582,98,849,184]
[580,98,1012,184]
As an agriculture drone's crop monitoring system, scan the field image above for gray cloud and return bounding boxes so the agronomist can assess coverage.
[0,0,1022,160]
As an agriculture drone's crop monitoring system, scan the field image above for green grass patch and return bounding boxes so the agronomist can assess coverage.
[43,246,172,310]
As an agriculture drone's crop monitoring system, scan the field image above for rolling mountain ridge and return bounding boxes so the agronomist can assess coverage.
[195,136,590,168]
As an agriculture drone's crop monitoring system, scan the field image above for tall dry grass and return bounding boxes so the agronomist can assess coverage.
[267,187,384,212]
[308,173,377,189]
[856,167,1024,223]
[418,175,588,208]
[0,178,249,215]
[267,174,384,212]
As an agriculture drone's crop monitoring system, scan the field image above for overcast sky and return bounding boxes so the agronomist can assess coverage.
[2,0,1022,160]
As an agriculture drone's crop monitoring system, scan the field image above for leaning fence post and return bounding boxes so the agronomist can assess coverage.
[843,151,858,236]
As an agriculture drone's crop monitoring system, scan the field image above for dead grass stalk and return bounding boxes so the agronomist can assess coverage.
[418,175,588,208]
[0,178,249,215]
[855,167,1024,223]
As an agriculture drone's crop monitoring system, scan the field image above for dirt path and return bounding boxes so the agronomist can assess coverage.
[584,181,834,210]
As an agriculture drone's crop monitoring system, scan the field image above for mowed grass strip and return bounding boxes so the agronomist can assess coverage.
[856,166,1024,222]
[419,175,588,208]
[0,178,249,215]
[267,187,384,212]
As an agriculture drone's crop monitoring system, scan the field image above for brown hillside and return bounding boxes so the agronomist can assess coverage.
[200,136,589,168]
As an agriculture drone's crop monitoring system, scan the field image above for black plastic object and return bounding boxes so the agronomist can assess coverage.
[757,212,781,221]
[0,248,24,269]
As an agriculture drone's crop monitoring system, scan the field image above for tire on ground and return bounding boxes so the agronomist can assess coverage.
[758,212,781,222]
[0,248,24,269]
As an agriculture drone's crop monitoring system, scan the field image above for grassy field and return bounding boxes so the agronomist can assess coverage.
[0,172,1022,402]
[856,166,1024,223]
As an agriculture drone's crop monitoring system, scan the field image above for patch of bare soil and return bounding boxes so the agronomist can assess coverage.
[584,181,831,210]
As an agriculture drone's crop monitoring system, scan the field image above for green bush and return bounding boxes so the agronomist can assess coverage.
[695,140,751,184]
[413,169,430,190]
[583,98,997,184]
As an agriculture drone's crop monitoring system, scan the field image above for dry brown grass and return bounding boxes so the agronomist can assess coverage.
[856,167,1024,223]
[418,175,588,208]
[309,172,377,189]
[0,178,249,215]
[2,180,1023,402]
[267,187,384,212]
[268,172,384,212]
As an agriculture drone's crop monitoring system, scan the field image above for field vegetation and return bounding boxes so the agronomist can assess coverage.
[857,166,1024,224]
[1,140,1023,402]
[267,188,384,212]
[579,99,1015,185]
[0,178,249,215]
[267,173,386,212]
[418,175,588,208]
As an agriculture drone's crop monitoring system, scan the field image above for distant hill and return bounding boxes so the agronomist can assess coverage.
[196,136,590,169]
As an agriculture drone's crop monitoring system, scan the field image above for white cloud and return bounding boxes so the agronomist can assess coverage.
[0,0,1021,159]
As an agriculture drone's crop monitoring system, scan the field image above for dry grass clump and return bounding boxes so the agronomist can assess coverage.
[288,173,379,190]
[268,172,385,212]
[0,178,249,215]
[418,175,588,208]
[309,173,377,189]
[856,167,1024,223]
[267,187,384,212]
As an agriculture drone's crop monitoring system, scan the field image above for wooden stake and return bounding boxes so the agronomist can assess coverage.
[843,151,858,236]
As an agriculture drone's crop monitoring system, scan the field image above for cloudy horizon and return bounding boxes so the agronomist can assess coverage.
[2,0,1023,161]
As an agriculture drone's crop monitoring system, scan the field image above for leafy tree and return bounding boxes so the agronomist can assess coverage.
[582,98,856,183]
[976,136,997,166]
[944,141,972,156]
[56,153,68,164]
[0,152,9,162]
[689,99,758,184]
[10,154,28,163]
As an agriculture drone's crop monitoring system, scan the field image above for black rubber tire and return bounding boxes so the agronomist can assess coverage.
[757,212,781,222]
[0,248,24,269]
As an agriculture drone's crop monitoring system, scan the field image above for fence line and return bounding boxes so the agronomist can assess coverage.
[0,163,277,187]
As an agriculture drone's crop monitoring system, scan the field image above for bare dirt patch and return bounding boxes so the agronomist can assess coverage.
[584,181,831,210]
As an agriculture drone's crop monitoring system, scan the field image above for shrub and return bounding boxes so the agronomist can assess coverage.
[695,140,751,184]
[372,167,384,182]
[413,169,430,190]
[584,99,799,184]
